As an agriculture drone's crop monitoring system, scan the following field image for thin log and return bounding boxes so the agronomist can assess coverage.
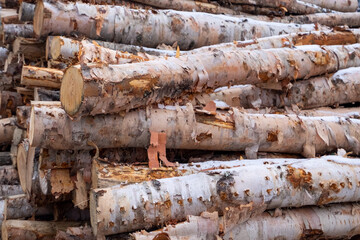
[0,91,22,117]
[34,1,327,49]
[33,88,60,101]
[29,104,360,158]
[19,2,35,22]
[0,166,19,185]
[1,24,34,45]
[300,0,358,12]
[90,156,360,235]
[13,38,45,61]
[193,67,360,109]
[0,152,11,166]
[60,43,360,116]
[1,220,82,240]
[0,118,16,146]
[21,66,63,89]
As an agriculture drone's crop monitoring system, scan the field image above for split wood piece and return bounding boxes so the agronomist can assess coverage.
[29,104,360,158]
[16,106,31,129]
[10,128,26,167]
[2,220,82,240]
[0,185,23,197]
[0,117,16,146]
[301,0,358,12]
[40,149,91,170]
[19,2,35,22]
[194,67,360,109]
[148,131,175,169]
[90,156,360,236]
[131,212,220,240]
[13,38,45,61]
[227,0,334,14]
[34,1,327,50]
[0,8,19,24]
[34,88,60,101]
[0,91,22,117]
[21,66,63,89]
[61,44,360,117]
[92,158,301,189]
[0,152,11,166]
[4,52,22,75]
[224,203,360,239]
[55,226,95,240]
[0,166,19,185]
[2,24,34,44]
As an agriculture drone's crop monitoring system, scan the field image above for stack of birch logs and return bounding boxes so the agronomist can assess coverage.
[0,0,360,239]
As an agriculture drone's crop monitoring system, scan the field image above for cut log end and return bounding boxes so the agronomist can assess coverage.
[46,36,62,61]
[33,1,44,38]
[60,66,84,117]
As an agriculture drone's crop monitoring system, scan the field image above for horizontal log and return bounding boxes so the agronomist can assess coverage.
[1,24,34,44]
[193,67,360,109]
[4,52,22,75]
[300,0,358,12]
[281,13,360,28]
[0,8,19,24]
[21,66,63,89]
[34,1,327,49]
[34,88,60,101]
[29,104,360,158]
[19,2,35,22]
[60,43,360,116]
[0,185,23,197]
[2,220,82,240]
[0,152,11,166]
[90,156,360,235]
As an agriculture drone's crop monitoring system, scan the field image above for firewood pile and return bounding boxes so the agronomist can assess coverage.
[0,0,360,239]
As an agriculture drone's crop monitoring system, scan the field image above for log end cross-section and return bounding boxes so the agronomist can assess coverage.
[33,1,45,38]
[60,66,84,116]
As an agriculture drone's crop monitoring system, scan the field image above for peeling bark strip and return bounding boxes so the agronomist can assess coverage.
[33,1,327,50]
[223,203,360,239]
[61,44,360,117]
[21,66,64,89]
[194,67,360,109]
[29,104,360,158]
[90,156,360,235]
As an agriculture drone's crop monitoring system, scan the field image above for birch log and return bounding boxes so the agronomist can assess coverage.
[0,152,11,166]
[281,13,360,28]
[90,156,360,235]
[0,117,16,145]
[224,203,360,239]
[2,220,82,240]
[21,66,63,89]
[0,166,19,185]
[0,91,22,117]
[29,104,360,158]
[34,88,60,101]
[193,67,360,109]
[16,106,31,129]
[33,1,327,49]
[19,2,35,22]
[60,43,360,117]
[0,186,23,197]
[1,24,34,44]
[300,0,358,12]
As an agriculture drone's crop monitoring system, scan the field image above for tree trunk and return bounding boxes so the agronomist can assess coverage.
[19,2,35,22]
[0,152,11,166]
[60,43,360,116]
[90,156,360,235]
[1,24,34,44]
[300,0,358,12]
[227,0,333,14]
[223,203,360,239]
[0,166,19,185]
[29,104,360,158]
[21,66,63,89]
[34,1,327,50]
[193,67,360,109]
[0,118,16,146]
[0,91,22,118]
[2,220,82,240]
[13,38,45,61]
[34,88,60,101]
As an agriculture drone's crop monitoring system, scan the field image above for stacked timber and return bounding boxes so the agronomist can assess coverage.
[0,0,359,239]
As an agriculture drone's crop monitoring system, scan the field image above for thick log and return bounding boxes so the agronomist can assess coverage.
[19,2,35,22]
[60,43,360,117]
[0,166,19,185]
[0,91,22,117]
[0,118,16,146]
[29,104,360,158]
[301,0,358,12]
[34,1,326,50]
[13,38,45,61]
[2,220,82,240]
[21,66,63,89]
[34,88,60,101]
[0,152,11,166]
[90,156,360,235]
[1,24,34,44]
[193,67,360,109]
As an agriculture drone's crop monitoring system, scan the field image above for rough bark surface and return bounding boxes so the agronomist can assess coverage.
[2,24,34,44]
[19,2,35,22]
[21,66,63,89]
[34,1,327,49]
